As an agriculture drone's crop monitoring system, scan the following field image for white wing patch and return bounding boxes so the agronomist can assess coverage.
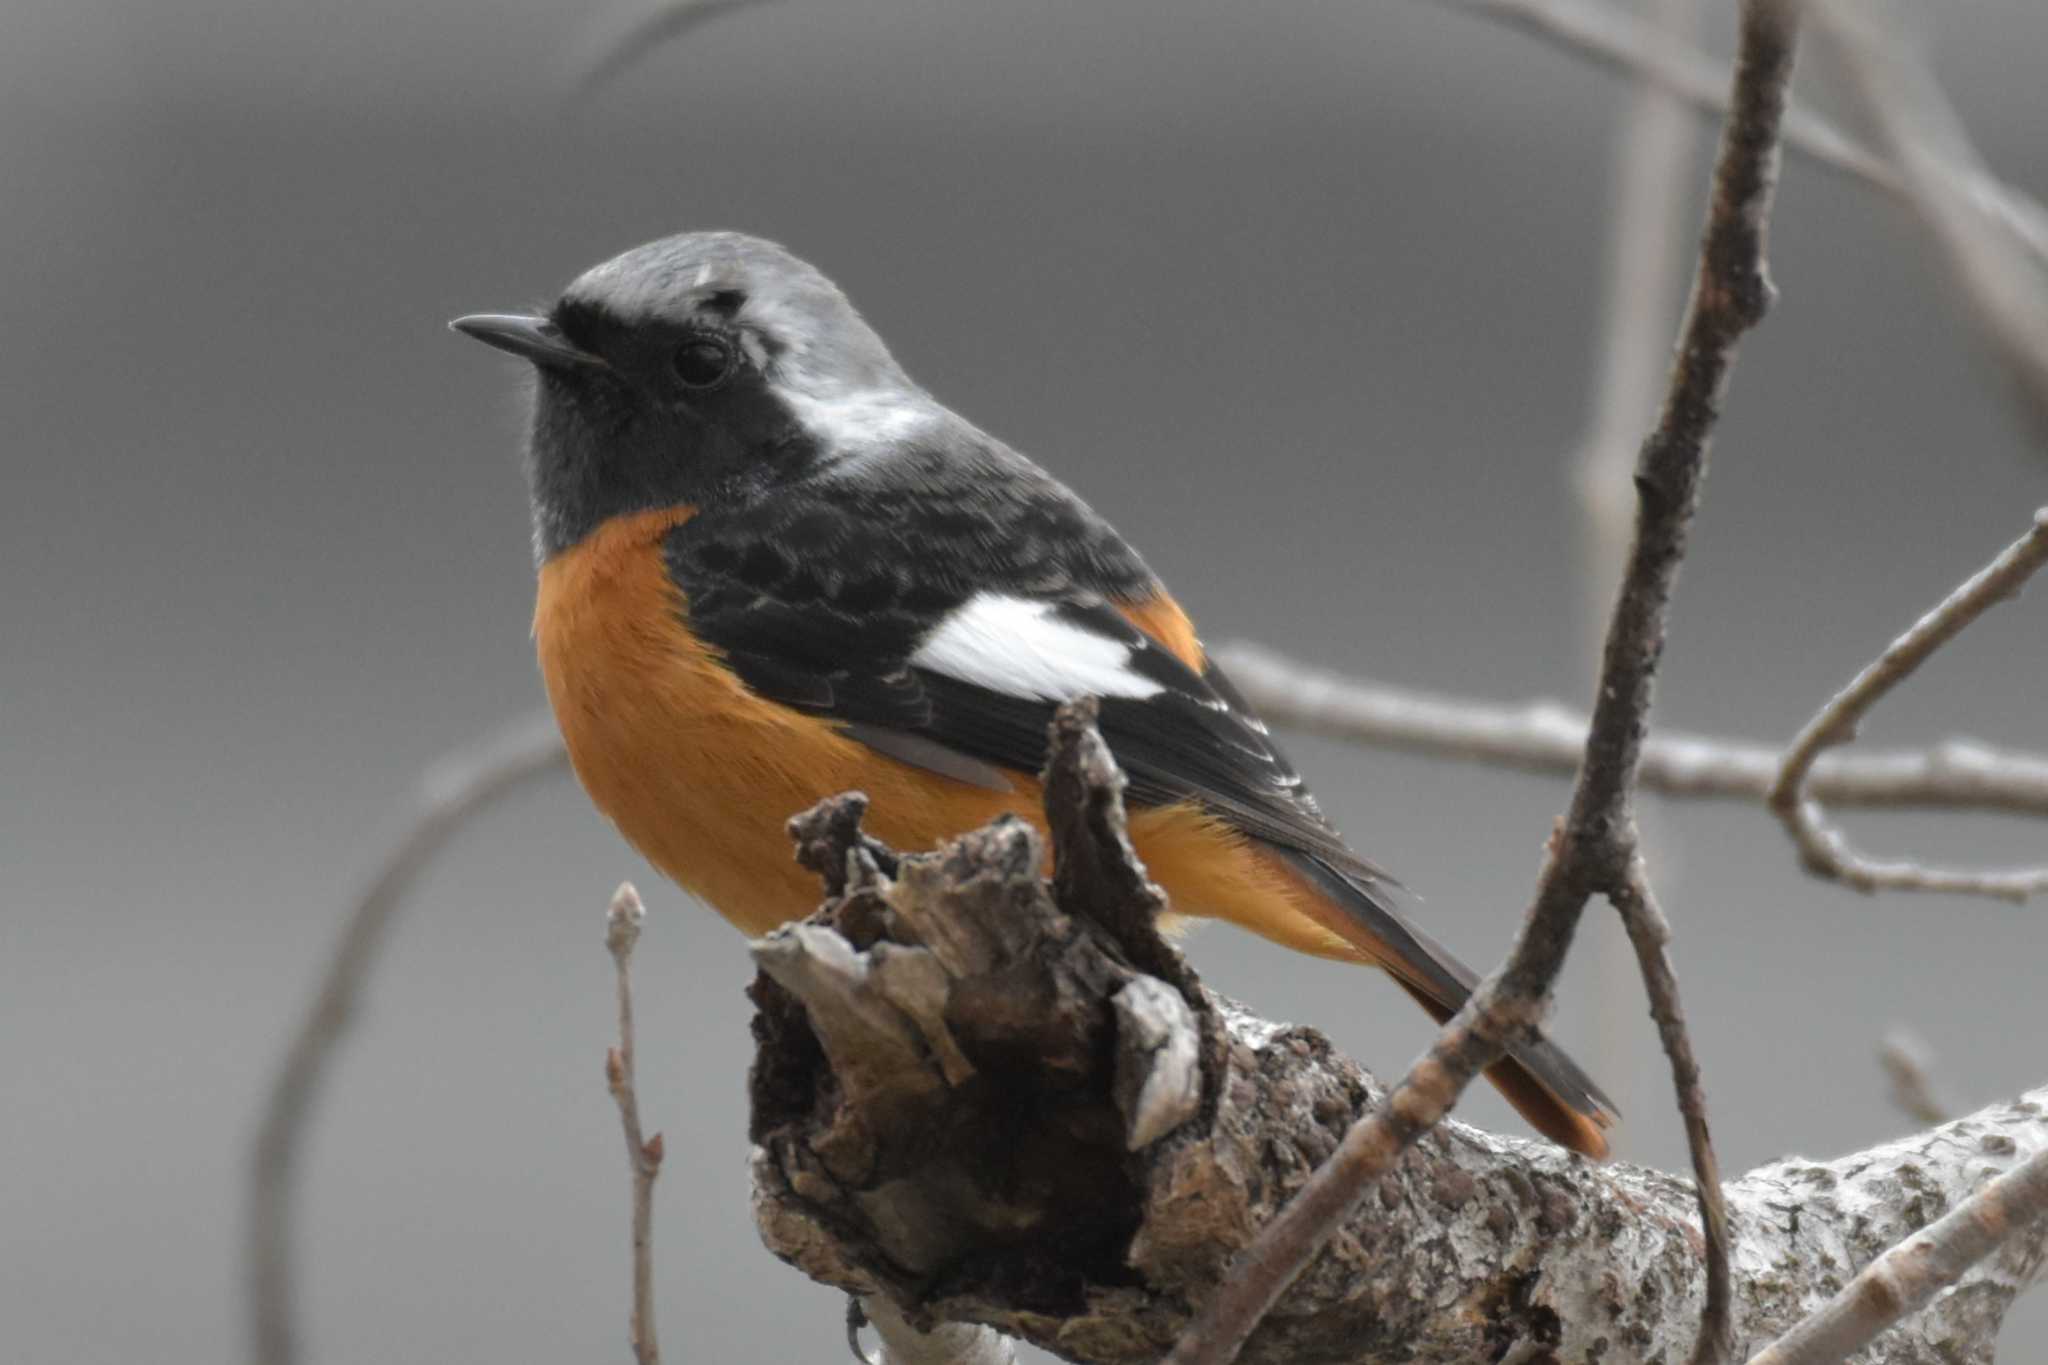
[911,593,1164,702]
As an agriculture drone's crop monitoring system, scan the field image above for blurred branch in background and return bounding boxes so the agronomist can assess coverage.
[572,0,781,99]
[1810,0,2048,443]
[1215,642,2048,817]
[604,883,665,1365]
[245,717,567,1365]
[1746,0,2048,900]
[1879,1028,1950,1126]
[1433,0,2048,273]
[1768,509,2048,901]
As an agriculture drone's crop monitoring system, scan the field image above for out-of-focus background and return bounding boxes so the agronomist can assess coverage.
[5,1,2045,1360]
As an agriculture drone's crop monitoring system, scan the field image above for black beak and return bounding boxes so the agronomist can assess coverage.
[449,313,608,371]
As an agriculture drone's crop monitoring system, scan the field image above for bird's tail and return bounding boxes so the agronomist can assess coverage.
[1279,851,1619,1159]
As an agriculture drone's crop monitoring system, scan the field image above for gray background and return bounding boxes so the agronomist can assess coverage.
[5,1,2046,1360]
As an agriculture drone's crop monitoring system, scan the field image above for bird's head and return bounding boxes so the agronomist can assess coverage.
[453,231,937,559]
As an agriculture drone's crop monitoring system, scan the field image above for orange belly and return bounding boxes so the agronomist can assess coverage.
[533,506,1364,960]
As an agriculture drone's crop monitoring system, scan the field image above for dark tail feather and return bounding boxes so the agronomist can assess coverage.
[1281,851,1619,1159]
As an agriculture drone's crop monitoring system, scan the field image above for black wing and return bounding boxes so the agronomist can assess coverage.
[662,473,1387,886]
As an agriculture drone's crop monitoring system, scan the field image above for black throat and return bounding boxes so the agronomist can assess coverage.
[523,363,822,562]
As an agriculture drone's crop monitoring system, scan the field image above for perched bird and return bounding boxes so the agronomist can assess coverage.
[452,231,1616,1157]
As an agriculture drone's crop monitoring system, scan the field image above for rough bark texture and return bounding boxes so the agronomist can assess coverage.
[748,784,2047,1365]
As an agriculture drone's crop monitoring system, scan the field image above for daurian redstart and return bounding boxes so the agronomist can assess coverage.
[453,231,1615,1156]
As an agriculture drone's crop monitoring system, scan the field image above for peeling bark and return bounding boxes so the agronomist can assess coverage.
[749,777,2047,1365]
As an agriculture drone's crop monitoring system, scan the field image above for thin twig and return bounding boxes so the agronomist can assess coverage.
[1745,1142,2048,1365]
[606,883,665,1365]
[1809,0,2048,443]
[1612,860,1731,1365]
[246,717,568,1365]
[1213,642,2048,818]
[1767,511,2048,902]
[571,0,780,97]
[1430,0,2048,270]
[1878,1028,1950,1127]
[1162,4,1798,1360]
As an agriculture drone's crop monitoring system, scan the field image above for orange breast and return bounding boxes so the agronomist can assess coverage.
[533,507,1032,934]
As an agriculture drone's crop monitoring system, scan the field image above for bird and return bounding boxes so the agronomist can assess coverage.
[452,230,1617,1157]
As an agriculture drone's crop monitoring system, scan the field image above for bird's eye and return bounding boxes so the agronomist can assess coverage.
[672,336,735,389]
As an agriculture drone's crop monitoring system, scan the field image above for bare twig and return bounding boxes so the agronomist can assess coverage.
[1767,511,2048,902]
[1745,1142,2048,1365]
[1430,0,2048,270]
[1758,0,2048,907]
[1612,859,1731,1365]
[1163,5,1798,1360]
[246,717,568,1365]
[606,883,665,1365]
[1810,0,2048,443]
[1878,1028,1950,1127]
[1213,642,2048,819]
[571,0,780,97]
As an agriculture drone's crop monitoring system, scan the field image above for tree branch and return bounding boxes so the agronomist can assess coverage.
[1767,510,2048,902]
[1745,1143,2048,1365]
[1880,1029,1951,1128]
[1612,858,1731,1365]
[1213,642,2048,819]
[605,883,665,1365]
[748,779,2048,1364]
[245,716,568,1365]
